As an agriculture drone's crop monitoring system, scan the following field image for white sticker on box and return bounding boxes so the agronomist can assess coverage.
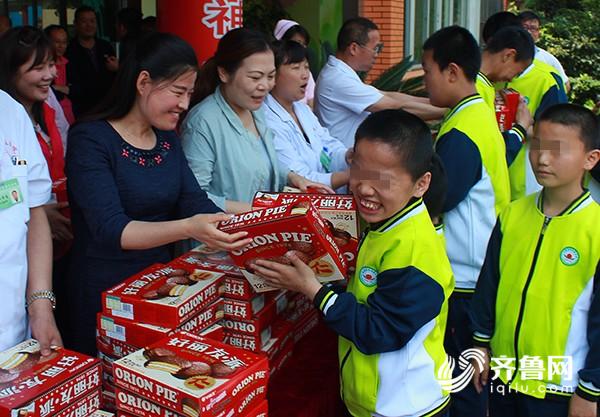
[106,296,121,311]
[106,296,134,320]
[106,324,126,342]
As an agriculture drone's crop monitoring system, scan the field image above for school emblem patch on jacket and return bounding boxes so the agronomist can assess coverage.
[359,266,378,287]
[560,247,579,266]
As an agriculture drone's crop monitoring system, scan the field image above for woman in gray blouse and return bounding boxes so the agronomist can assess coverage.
[181,28,332,213]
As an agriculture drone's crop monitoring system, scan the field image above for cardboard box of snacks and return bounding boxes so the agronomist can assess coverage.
[102,264,224,328]
[218,201,347,292]
[0,340,101,417]
[112,332,268,417]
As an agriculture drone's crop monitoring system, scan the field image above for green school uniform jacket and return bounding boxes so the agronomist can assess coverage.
[471,191,600,401]
[436,94,511,292]
[314,199,455,416]
[505,60,568,200]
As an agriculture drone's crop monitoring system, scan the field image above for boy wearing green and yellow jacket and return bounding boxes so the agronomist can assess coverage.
[471,104,600,417]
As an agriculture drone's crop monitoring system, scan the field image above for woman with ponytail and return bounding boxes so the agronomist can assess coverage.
[181,28,332,214]
[64,32,251,355]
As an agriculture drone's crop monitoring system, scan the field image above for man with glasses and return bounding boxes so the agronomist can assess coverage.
[519,11,570,91]
[315,17,445,148]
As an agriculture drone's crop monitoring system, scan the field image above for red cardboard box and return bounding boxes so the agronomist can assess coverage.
[92,410,116,417]
[495,89,520,132]
[223,295,266,320]
[99,350,116,376]
[115,383,266,417]
[269,320,294,357]
[245,399,268,417]
[221,291,288,339]
[102,389,116,411]
[115,388,185,417]
[102,264,224,328]
[293,309,320,344]
[55,388,101,417]
[219,202,347,292]
[222,277,256,301]
[98,299,224,348]
[169,245,243,279]
[285,293,315,323]
[0,340,101,417]
[253,191,360,274]
[269,339,294,377]
[112,331,269,417]
[222,328,272,353]
[97,334,139,360]
[199,324,225,343]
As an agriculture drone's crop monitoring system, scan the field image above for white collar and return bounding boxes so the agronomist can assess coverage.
[264,94,301,125]
[327,55,361,80]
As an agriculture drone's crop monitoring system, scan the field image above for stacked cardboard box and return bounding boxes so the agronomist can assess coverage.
[0,339,101,417]
[112,331,269,417]
[171,246,318,376]
[97,263,227,411]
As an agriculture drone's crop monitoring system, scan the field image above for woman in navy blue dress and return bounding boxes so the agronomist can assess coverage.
[65,33,251,355]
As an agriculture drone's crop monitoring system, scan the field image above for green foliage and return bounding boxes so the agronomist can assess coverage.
[520,0,600,105]
[243,0,289,36]
[539,10,600,77]
[569,74,600,108]
[370,56,425,95]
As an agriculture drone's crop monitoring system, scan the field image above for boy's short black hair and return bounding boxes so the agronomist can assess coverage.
[423,26,480,82]
[482,11,520,43]
[484,26,535,63]
[537,104,600,151]
[518,11,541,25]
[423,153,447,220]
[355,109,433,181]
[337,17,378,52]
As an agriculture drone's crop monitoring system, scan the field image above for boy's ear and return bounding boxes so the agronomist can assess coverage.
[446,62,461,83]
[584,149,600,171]
[502,48,517,63]
[413,172,432,198]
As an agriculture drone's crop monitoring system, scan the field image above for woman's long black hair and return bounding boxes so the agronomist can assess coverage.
[84,32,198,122]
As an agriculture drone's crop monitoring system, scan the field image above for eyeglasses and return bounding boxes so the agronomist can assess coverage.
[357,42,384,55]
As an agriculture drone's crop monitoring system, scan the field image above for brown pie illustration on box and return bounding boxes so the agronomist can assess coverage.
[142,269,215,300]
[0,348,58,386]
[142,347,235,390]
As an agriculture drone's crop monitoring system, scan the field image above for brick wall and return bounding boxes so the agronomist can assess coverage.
[361,0,405,83]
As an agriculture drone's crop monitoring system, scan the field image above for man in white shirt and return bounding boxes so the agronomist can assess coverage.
[519,10,570,91]
[315,17,445,147]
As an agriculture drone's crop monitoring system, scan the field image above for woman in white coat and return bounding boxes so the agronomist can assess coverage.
[0,90,61,354]
[264,40,351,190]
